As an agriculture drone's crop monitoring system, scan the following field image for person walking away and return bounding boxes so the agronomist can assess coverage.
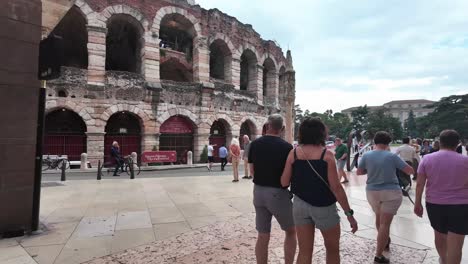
[111,141,124,176]
[395,137,420,182]
[249,114,296,264]
[421,140,433,157]
[229,139,241,182]
[334,138,349,183]
[357,131,414,264]
[414,130,468,264]
[281,118,357,264]
[430,141,440,153]
[219,145,228,171]
[207,144,214,171]
[242,135,252,179]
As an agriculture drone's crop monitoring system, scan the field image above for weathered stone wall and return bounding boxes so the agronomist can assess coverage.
[42,0,296,165]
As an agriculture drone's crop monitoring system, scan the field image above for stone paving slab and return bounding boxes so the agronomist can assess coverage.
[87,214,429,264]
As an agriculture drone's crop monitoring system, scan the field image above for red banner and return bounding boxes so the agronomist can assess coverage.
[160,116,193,134]
[142,151,177,163]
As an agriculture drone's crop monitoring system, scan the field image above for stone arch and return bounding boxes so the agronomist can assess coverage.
[152,6,202,37]
[99,104,156,133]
[99,4,149,30]
[205,114,235,133]
[158,107,199,127]
[240,48,259,91]
[45,103,94,129]
[74,0,98,24]
[208,33,240,58]
[260,54,279,71]
[239,44,261,64]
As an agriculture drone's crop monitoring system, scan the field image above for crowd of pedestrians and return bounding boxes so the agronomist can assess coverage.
[204,114,467,263]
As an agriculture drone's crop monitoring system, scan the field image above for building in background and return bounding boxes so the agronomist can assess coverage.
[42,0,296,166]
[342,99,435,124]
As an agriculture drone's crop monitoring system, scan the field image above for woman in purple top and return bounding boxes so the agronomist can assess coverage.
[414,130,468,264]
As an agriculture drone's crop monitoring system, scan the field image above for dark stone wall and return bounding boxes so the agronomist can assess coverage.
[0,0,41,233]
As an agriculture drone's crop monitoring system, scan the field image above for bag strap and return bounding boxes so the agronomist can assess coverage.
[298,147,332,190]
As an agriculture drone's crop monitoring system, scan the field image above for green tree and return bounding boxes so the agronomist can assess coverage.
[199,145,208,163]
[404,110,418,138]
[351,105,370,131]
[420,94,468,139]
[366,109,403,140]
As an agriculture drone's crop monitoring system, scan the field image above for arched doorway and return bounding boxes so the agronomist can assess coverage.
[209,120,229,162]
[209,39,232,82]
[104,112,142,164]
[44,109,87,161]
[240,49,258,91]
[159,14,196,82]
[51,6,88,69]
[159,116,195,164]
[263,58,276,104]
[240,120,256,149]
[106,14,144,73]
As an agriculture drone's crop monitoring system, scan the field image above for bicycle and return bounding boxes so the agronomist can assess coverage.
[42,155,70,171]
[106,156,141,176]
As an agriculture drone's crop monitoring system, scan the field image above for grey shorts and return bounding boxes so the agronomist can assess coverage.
[336,159,346,170]
[293,196,340,230]
[253,185,294,233]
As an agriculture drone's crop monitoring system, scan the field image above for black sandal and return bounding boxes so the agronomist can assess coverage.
[232,179,239,182]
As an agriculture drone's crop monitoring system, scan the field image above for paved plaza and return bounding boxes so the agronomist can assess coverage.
[1,166,467,264]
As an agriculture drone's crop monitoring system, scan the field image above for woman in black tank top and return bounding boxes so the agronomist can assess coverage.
[280,118,358,264]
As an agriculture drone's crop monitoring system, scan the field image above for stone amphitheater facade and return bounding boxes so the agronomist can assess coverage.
[44,0,296,165]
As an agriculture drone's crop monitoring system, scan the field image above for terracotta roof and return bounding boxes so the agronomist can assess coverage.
[384,99,435,105]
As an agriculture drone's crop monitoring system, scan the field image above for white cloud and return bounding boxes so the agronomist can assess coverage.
[196,0,468,113]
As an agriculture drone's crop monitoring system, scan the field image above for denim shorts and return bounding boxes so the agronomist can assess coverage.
[336,159,346,170]
[293,196,340,231]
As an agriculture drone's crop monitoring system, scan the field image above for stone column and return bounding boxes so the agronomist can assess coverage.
[255,64,264,105]
[193,36,210,83]
[86,132,105,167]
[194,133,210,164]
[270,72,280,107]
[143,31,160,84]
[142,133,159,152]
[231,58,241,90]
[87,26,107,86]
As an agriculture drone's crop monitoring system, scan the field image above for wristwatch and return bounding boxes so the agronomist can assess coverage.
[345,209,354,217]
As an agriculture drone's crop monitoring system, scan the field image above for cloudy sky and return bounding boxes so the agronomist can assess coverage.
[196,0,468,113]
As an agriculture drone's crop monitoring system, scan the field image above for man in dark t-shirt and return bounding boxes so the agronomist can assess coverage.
[248,114,295,264]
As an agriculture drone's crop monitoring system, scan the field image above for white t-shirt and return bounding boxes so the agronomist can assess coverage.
[208,145,214,157]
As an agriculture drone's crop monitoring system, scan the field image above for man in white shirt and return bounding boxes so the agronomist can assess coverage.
[395,137,420,179]
[207,144,215,171]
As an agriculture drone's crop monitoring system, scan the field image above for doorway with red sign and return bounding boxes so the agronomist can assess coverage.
[159,116,195,164]
[209,120,228,162]
[44,109,87,161]
[104,112,142,165]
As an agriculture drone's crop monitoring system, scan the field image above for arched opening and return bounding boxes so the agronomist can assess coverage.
[263,58,276,102]
[279,66,286,99]
[209,40,232,82]
[106,14,143,73]
[159,14,195,82]
[104,112,142,164]
[160,58,192,82]
[57,90,67,97]
[44,109,87,161]
[50,6,88,69]
[240,50,258,91]
[209,119,231,162]
[159,116,195,164]
[240,120,257,149]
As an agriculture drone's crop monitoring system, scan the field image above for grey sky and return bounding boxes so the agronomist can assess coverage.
[197,0,468,113]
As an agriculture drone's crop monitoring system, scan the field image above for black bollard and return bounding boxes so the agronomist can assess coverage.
[129,158,135,180]
[97,160,102,180]
[60,160,66,181]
